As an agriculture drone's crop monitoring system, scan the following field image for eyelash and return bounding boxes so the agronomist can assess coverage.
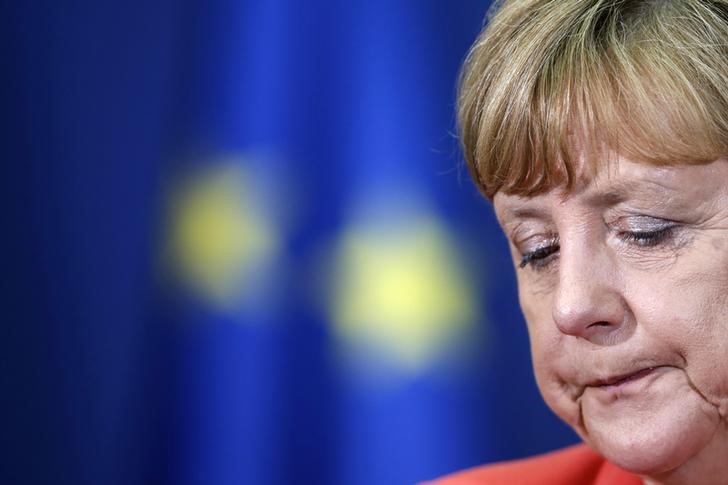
[519,240,559,270]
[518,225,678,270]
[618,226,675,247]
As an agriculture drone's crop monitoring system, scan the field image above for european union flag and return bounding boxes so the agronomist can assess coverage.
[4,1,581,485]
[159,2,501,484]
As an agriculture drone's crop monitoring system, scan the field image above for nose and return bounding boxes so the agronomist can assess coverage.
[551,242,628,344]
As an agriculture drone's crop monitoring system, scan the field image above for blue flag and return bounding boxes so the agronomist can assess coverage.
[4,1,581,485]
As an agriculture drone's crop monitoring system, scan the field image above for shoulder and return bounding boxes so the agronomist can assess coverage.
[422,444,643,485]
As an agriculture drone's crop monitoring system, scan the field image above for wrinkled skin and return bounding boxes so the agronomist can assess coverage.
[494,157,728,484]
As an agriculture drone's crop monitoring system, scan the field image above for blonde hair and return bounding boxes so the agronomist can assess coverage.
[458,0,728,198]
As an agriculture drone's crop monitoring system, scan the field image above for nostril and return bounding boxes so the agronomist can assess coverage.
[587,321,611,328]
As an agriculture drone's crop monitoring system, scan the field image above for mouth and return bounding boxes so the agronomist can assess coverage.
[588,366,659,388]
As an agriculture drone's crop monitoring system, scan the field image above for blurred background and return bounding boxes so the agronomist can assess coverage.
[2,1,578,484]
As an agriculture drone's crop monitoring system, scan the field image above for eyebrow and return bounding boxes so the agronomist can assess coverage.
[584,188,629,207]
[583,178,675,208]
[506,206,552,220]
[494,204,553,232]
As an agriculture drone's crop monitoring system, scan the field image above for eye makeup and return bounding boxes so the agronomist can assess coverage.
[612,215,680,248]
[518,236,560,270]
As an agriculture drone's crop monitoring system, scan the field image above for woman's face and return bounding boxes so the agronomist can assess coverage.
[494,156,728,478]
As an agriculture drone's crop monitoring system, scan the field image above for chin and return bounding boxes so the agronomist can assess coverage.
[545,368,722,478]
[591,431,705,476]
[582,401,718,477]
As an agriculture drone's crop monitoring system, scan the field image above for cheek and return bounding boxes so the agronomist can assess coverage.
[530,344,586,436]
[635,258,728,416]
[677,298,728,415]
[521,300,585,432]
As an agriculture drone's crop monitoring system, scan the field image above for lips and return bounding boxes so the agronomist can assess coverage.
[588,366,658,388]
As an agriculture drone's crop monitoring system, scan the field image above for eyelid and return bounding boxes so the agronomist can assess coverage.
[612,215,676,231]
[517,235,559,270]
[519,245,559,269]
[513,232,555,254]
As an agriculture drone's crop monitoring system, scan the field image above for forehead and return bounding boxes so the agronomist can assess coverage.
[493,157,726,222]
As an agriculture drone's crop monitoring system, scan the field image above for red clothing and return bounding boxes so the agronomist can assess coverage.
[423,444,643,485]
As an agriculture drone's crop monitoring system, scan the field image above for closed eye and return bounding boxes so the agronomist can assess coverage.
[519,243,560,269]
[618,226,676,247]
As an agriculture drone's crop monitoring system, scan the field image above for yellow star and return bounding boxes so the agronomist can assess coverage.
[164,162,277,311]
[330,211,478,373]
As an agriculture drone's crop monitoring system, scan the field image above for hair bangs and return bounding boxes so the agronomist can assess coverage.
[459,0,728,199]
